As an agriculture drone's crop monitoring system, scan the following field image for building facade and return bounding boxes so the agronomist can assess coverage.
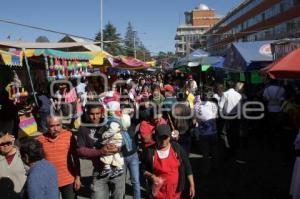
[175,4,220,56]
[205,0,300,56]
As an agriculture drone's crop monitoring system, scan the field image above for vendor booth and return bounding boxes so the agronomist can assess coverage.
[223,40,274,84]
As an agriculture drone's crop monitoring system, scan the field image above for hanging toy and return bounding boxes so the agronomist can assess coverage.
[78,62,83,76]
[81,61,88,75]
[54,58,59,70]
[67,61,74,77]
[56,59,64,79]
[49,57,55,77]
[7,71,28,103]
[45,56,50,79]
[13,71,21,98]
[88,61,93,69]
[71,61,76,78]
[63,59,69,77]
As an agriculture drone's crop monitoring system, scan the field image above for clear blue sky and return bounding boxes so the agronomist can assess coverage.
[0,0,241,54]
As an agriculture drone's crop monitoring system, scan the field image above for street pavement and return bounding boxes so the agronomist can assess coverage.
[77,135,293,199]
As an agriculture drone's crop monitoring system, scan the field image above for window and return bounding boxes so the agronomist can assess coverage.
[287,21,296,32]
[265,30,272,39]
[262,13,265,21]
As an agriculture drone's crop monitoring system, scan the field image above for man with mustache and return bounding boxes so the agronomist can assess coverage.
[37,115,81,199]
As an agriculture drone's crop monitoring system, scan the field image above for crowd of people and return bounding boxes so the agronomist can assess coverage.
[0,71,300,199]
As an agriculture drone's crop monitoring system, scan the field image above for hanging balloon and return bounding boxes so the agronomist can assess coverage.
[49,57,54,70]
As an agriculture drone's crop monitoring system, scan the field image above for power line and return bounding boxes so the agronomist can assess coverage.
[0,18,114,43]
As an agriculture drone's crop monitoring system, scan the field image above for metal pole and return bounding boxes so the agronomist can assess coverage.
[100,0,103,51]
[23,48,39,107]
[133,34,136,59]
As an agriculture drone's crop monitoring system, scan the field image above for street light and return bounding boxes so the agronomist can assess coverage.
[100,0,103,51]
[133,32,136,59]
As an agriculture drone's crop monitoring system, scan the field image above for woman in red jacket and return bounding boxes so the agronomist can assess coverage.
[142,124,195,199]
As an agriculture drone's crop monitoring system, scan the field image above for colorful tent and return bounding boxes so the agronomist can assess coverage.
[261,48,300,79]
[109,56,151,70]
[23,49,93,60]
[0,50,22,66]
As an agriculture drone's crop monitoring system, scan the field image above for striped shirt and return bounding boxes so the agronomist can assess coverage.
[37,130,80,187]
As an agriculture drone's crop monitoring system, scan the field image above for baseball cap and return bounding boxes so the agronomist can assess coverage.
[163,85,174,93]
[155,124,171,137]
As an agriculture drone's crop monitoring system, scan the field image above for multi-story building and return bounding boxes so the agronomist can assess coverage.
[205,0,300,56]
[175,4,220,56]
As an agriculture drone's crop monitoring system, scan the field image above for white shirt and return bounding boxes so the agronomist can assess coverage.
[213,93,221,102]
[156,146,171,159]
[219,88,242,115]
[263,85,285,113]
[195,101,218,121]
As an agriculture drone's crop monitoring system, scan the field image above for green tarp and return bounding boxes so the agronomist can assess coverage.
[201,64,211,72]
[251,71,264,84]
[34,49,94,60]
[240,72,246,82]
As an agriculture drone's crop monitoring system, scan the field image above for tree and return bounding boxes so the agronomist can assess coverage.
[136,44,151,61]
[35,36,49,42]
[95,22,124,55]
[124,22,152,60]
[124,22,138,57]
[153,51,177,67]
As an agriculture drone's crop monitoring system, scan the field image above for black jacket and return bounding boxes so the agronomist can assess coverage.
[141,141,193,192]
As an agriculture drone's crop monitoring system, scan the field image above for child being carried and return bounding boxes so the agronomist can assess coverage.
[99,119,124,178]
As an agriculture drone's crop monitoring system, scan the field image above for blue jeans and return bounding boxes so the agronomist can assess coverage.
[125,152,141,199]
[91,168,125,199]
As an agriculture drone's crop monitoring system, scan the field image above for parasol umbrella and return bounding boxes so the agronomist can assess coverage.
[262,48,300,79]
[176,49,209,66]
[187,56,224,67]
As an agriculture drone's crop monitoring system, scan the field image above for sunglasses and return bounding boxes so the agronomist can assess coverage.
[0,142,13,147]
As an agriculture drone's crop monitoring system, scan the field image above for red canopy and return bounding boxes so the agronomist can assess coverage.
[261,48,300,79]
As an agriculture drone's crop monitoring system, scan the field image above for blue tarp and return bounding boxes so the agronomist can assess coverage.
[233,40,274,65]
[211,57,225,68]
[225,40,274,71]
[187,49,210,61]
